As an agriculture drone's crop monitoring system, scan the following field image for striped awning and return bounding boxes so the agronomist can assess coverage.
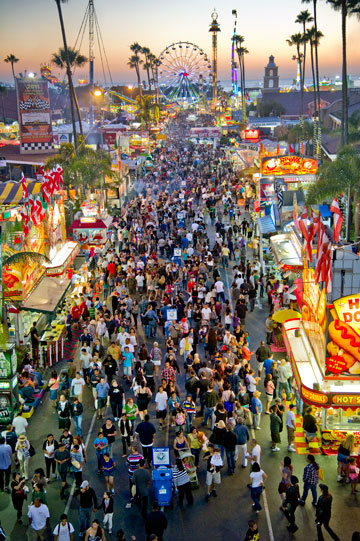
[0,182,42,206]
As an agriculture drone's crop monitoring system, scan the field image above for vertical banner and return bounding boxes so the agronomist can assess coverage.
[16,78,54,154]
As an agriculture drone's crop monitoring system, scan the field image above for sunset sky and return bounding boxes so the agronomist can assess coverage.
[1,0,360,85]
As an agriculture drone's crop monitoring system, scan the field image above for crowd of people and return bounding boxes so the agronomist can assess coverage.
[0,113,356,541]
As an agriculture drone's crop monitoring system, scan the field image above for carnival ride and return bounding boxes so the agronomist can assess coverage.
[158,42,212,105]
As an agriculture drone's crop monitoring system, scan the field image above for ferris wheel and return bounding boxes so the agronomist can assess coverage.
[158,41,212,104]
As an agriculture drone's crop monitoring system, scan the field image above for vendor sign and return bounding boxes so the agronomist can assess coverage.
[261,155,318,176]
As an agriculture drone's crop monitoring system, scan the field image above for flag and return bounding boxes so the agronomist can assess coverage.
[289,144,294,154]
[315,231,332,293]
[274,178,283,208]
[301,142,305,155]
[260,142,264,154]
[276,144,280,155]
[330,197,343,242]
[21,173,28,201]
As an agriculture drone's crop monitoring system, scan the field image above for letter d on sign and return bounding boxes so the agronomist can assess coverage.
[344,312,352,323]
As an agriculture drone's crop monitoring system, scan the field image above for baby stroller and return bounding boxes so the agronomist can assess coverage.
[179,449,199,489]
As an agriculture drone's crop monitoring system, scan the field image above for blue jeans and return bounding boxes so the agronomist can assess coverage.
[144,324,150,337]
[216,292,225,303]
[301,482,317,505]
[251,486,263,511]
[226,450,235,473]
[73,415,82,436]
[185,413,194,433]
[149,323,157,337]
[191,447,201,467]
[204,407,215,430]
[218,445,225,462]
[80,507,92,534]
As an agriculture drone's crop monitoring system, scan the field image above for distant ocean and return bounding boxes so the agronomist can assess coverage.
[219,77,360,92]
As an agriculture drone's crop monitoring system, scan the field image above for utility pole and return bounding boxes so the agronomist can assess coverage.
[209,9,220,108]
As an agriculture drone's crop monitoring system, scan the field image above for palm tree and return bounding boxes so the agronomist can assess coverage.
[54,0,81,151]
[235,36,248,123]
[286,33,304,136]
[4,54,19,82]
[136,95,157,129]
[128,53,143,101]
[295,10,314,136]
[141,46,152,90]
[326,1,360,147]
[304,27,323,157]
[306,145,360,240]
[51,47,88,72]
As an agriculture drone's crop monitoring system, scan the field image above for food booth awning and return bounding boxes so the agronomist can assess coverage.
[270,231,303,270]
[21,276,71,314]
[0,181,42,205]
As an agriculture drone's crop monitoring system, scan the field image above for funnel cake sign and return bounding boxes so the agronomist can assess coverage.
[261,155,318,176]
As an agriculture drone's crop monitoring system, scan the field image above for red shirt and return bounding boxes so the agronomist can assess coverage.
[71,305,81,321]
[107,262,116,277]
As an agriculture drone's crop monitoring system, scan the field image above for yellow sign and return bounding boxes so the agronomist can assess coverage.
[334,294,360,336]
[332,394,360,406]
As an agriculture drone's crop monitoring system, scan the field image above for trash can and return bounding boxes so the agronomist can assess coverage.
[152,466,173,506]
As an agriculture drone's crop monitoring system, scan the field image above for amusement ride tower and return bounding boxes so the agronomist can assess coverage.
[209,9,221,107]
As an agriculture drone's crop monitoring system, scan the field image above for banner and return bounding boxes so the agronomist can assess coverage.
[16,78,53,154]
[261,155,318,176]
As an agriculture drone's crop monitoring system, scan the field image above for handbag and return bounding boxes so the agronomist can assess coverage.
[29,444,36,457]
[318,467,325,481]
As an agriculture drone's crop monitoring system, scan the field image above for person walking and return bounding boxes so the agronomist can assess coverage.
[56,394,73,430]
[42,434,59,481]
[72,398,84,437]
[132,458,151,518]
[204,444,223,502]
[15,434,31,480]
[299,454,319,507]
[223,422,237,475]
[99,491,114,535]
[269,405,282,452]
[281,475,300,533]
[27,498,50,541]
[315,484,340,541]
[286,404,296,452]
[78,480,98,538]
[250,391,262,430]
[134,415,156,467]
[145,500,168,541]
[54,441,70,500]
[172,457,193,508]
[234,417,250,468]
[0,436,12,492]
[53,513,75,541]
[95,377,110,420]
[109,379,125,422]
[255,340,270,377]
[249,462,268,514]
[11,472,27,523]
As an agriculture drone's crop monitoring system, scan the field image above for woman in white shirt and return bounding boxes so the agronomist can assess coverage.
[249,462,268,513]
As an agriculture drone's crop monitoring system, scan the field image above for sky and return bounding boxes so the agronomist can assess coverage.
[1,0,360,86]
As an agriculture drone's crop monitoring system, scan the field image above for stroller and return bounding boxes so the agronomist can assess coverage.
[179,449,199,489]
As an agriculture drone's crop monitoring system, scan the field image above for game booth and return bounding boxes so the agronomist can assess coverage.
[69,215,112,255]
[282,266,360,454]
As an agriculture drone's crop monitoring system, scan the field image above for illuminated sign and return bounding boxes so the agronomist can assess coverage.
[334,294,360,336]
[332,394,360,406]
[261,155,318,176]
[242,129,259,141]
[301,385,329,405]
[0,381,10,390]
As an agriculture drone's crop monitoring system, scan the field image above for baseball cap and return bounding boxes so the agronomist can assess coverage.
[80,481,89,489]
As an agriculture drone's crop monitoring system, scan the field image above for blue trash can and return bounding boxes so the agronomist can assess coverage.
[152,466,173,506]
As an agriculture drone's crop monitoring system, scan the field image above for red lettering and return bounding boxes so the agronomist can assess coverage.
[348,298,360,310]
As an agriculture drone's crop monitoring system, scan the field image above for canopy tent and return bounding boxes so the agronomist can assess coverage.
[22,275,71,314]
[0,182,42,206]
[272,309,301,324]
[68,216,113,231]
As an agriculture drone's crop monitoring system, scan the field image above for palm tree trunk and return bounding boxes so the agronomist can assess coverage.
[298,44,304,151]
[341,1,348,146]
[11,64,16,83]
[241,54,246,123]
[135,64,143,101]
[310,40,317,157]
[55,0,79,153]
[313,0,321,159]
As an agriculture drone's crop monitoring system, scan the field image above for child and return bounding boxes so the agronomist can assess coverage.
[183,394,196,433]
[175,405,186,431]
[101,453,116,494]
[347,457,359,494]
[244,519,259,541]
[204,444,223,502]
[100,491,114,534]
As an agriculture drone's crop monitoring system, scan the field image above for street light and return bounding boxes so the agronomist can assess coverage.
[93,89,102,97]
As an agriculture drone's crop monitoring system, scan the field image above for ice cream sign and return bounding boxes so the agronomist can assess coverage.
[261,155,318,176]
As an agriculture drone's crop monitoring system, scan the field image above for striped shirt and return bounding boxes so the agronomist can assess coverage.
[183,400,196,415]
[127,453,143,479]
[172,466,190,487]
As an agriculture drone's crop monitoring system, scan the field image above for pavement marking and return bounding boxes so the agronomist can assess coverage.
[64,408,98,514]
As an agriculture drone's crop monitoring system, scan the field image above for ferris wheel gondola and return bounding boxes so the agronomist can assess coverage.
[158,41,212,104]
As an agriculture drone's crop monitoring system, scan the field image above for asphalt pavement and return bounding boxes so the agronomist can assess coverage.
[0,216,359,541]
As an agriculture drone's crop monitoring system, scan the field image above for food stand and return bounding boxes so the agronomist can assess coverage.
[270,230,303,277]
[69,216,112,255]
[0,345,19,426]
[282,269,360,451]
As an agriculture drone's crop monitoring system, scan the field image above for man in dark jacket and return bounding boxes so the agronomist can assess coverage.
[145,500,167,540]
[222,424,237,474]
[78,480,98,537]
[281,475,300,533]
[255,340,271,377]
